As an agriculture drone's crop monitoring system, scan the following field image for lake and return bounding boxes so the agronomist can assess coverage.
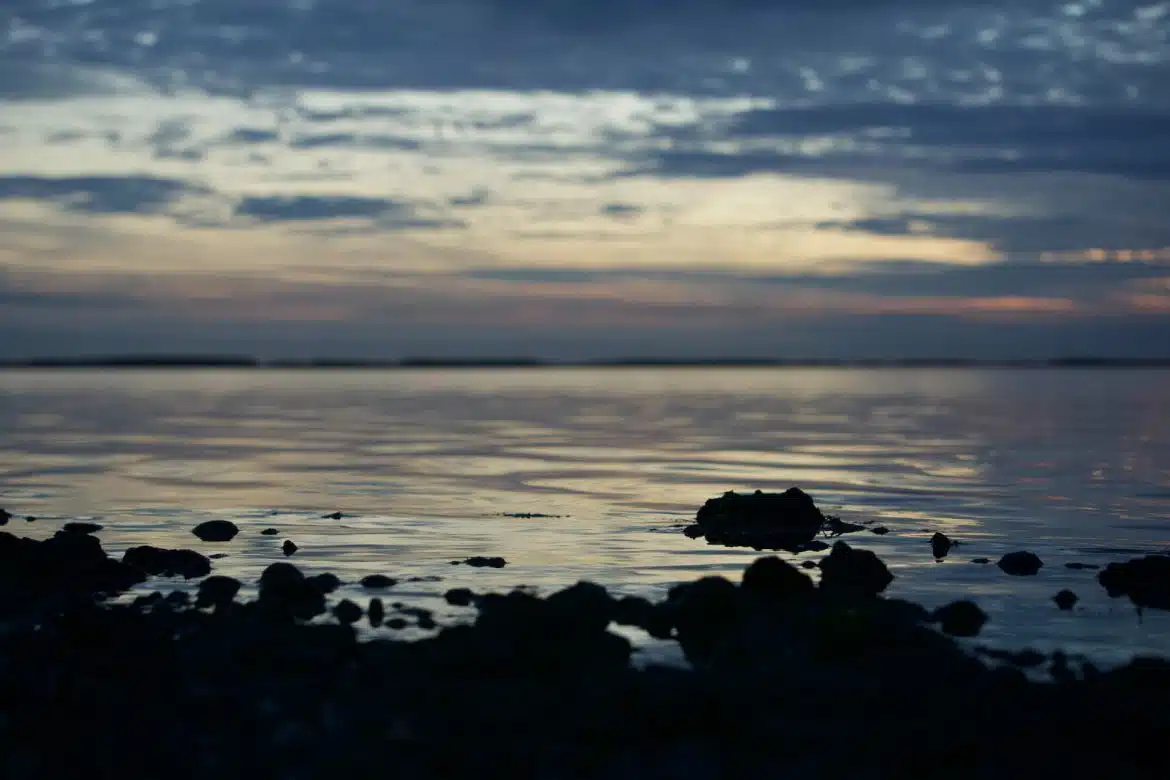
[1,367,1168,664]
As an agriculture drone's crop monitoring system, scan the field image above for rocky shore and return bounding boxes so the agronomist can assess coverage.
[2,501,1170,779]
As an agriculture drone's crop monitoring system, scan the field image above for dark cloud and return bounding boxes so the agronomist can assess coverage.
[289,133,422,151]
[600,202,644,219]
[0,175,209,215]
[233,195,463,229]
[223,128,282,145]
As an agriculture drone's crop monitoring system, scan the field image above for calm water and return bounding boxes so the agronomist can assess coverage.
[2,368,1169,664]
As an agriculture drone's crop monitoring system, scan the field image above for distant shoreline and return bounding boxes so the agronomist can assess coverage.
[2,357,1170,369]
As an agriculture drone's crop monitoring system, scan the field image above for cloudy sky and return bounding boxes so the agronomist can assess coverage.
[2,0,1168,359]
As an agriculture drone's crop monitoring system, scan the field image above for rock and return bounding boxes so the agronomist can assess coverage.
[360,575,398,590]
[191,520,239,543]
[333,599,363,625]
[932,601,988,637]
[445,588,475,607]
[930,532,953,560]
[282,540,298,556]
[998,551,1044,576]
[62,522,103,534]
[0,508,11,525]
[545,582,614,634]
[1066,562,1099,570]
[971,558,991,565]
[123,546,212,579]
[163,591,189,609]
[1,530,145,597]
[196,575,242,609]
[612,595,673,639]
[1054,590,1078,611]
[463,556,507,568]
[668,577,743,664]
[257,562,326,621]
[209,553,228,559]
[1098,556,1170,610]
[801,560,819,570]
[308,573,342,593]
[824,515,867,535]
[688,488,827,551]
[25,516,37,522]
[871,526,890,535]
[368,598,385,627]
[386,617,408,630]
[261,528,279,536]
[818,541,894,598]
[322,511,345,520]
[740,556,815,602]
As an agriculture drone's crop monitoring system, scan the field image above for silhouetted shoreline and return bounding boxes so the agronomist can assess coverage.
[2,355,1169,369]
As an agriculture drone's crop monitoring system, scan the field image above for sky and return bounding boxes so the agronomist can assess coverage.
[1,0,1169,359]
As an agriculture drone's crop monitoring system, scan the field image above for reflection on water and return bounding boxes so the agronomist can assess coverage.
[1,368,1169,662]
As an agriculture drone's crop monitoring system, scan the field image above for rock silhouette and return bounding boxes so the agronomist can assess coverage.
[191,520,239,542]
[998,551,1044,576]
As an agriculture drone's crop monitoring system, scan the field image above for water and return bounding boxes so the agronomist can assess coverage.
[2,368,1169,664]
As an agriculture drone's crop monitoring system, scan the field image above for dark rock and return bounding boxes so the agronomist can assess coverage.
[871,526,890,535]
[62,522,103,534]
[682,524,704,539]
[824,514,867,536]
[932,600,988,637]
[368,598,385,627]
[463,556,507,568]
[209,553,229,560]
[818,541,894,598]
[612,595,673,639]
[257,562,326,621]
[386,617,408,630]
[0,508,11,525]
[971,558,991,564]
[1054,590,1078,611]
[25,515,37,522]
[1098,556,1170,610]
[445,588,475,607]
[1066,562,1099,570]
[333,599,363,624]
[322,511,345,520]
[998,551,1044,576]
[545,581,614,634]
[360,574,398,590]
[741,556,815,602]
[668,577,742,664]
[307,573,342,593]
[191,520,239,543]
[163,591,189,609]
[801,560,819,570]
[282,540,298,556]
[688,488,826,551]
[123,546,212,579]
[260,528,279,536]
[408,575,443,583]
[196,575,242,609]
[930,532,953,560]
[0,530,145,598]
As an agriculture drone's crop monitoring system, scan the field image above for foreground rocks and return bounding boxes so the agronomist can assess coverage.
[2,531,1170,779]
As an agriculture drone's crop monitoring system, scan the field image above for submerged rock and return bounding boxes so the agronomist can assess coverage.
[191,520,239,543]
[687,488,826,550]
[930,532,953,560]
[818,541,894,598]
[1054,590,1079,611]
[123,546,212,579]
[1098,556,1170,610]
[322,511,345,520]
[871,526,890,535]
[360,574,398,590]
[971,558,991,565]
[932,600,988,637]
[462,556,507,568]
[998,551,1044,576]
[282,540,298,556]
[261,528,279,536]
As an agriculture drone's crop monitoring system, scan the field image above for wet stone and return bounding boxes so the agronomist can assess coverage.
[930,532,953,560]
[1098,556,1170,610]
[261,528,279,536]
[62,522,103,535]
[741,556,815,602]
[1054,590,1079,611]
[191,520,239,543]
[123,546,212,579]
[444,588,475,607]
[360,575,398,590]
[871,526,890,535]
[282,540,298,556]
[818,541,894,598]
[998,552,1044,576]
[333,599,363,625]
[368,598,385,627]
[197,576,242,609]
[462,557,507,568]
[687,487,827,551]
[932,600,988,637]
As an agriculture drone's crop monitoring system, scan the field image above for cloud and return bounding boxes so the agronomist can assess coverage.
[0,175,210,215]
[233,195,463,229]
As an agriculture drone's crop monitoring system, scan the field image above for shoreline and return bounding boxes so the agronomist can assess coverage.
[2,518,1169,778]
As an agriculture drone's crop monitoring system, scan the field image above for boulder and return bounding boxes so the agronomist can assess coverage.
[196,576,242,609]
[818,541,894,598]
[191,520,239,543]
[998,552,1044,576]
[62,522,103,534]
[687,488,826,550]
[1098,556,1170,610]
[741,556,815,602]
[930,533,953,560]
[360,574,398,589]
[123,546,212,579]
[1053,590,1078,611]
[932,600,988,637]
